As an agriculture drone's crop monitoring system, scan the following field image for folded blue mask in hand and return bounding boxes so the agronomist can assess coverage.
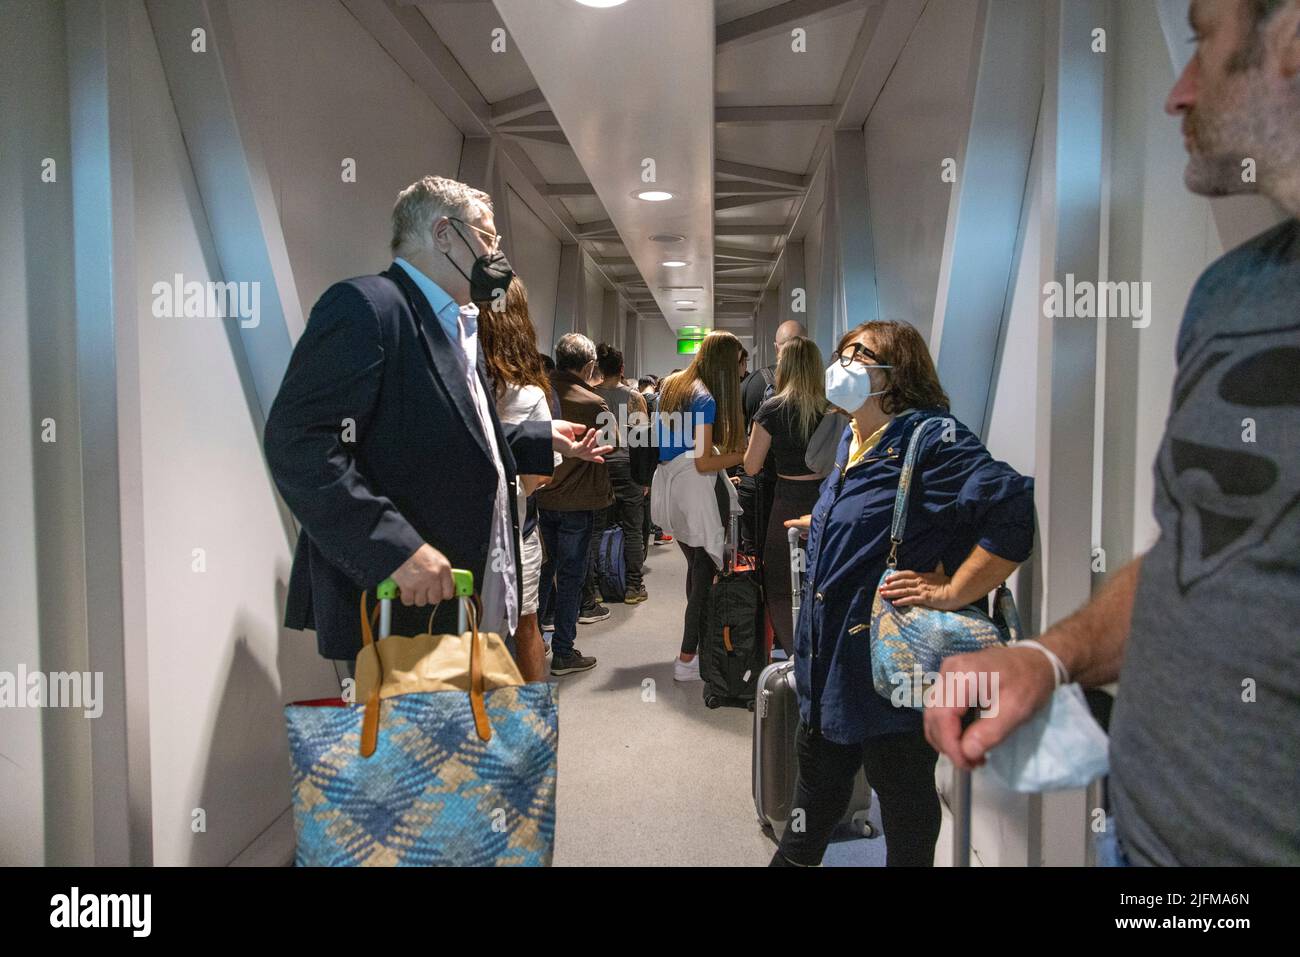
[982,682,1110,793]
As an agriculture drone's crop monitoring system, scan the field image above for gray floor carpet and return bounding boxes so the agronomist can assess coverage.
[549,540,886,867]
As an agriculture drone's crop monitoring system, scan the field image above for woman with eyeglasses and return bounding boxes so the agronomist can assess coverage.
[771,320,1035,867]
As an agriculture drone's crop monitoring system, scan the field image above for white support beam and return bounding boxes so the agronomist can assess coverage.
[601,289,621,346]
[931,0,1043,434]
[495,140,579,241]
[715,193,800,213]
[715,224,788,236]
[833,0,927,130]
[754,287,781,367]
[341,0,492,136]
[1034,0,1107,868]
[717,0,864,48]
[815,167,842,357]
[489,87,547,123]
[147,0,305,407]
[715,105,835,125]
[495,111,561,132]
[830,128,878,330]
[576,218,617,236]
[716,180,807,196]
[499,128,569,147]
[782,240,806,326]
[715,160,809,190]
[553,243,584,345]
[715,246,779,263]
[67,0,151,867]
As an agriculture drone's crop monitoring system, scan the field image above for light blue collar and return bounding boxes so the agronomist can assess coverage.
[394,257,462,348]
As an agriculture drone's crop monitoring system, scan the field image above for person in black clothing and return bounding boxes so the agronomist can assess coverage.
[739,320,807,554]
[743,336,831,656]
[584,343,655,609]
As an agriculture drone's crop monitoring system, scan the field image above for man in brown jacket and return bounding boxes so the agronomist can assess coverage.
[536,333,614,675]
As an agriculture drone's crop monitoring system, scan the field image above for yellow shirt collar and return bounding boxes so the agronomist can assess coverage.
[847,418,891,469]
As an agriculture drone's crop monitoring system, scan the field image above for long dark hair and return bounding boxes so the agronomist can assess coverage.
[835,320,949,415]
[477,278,551,399]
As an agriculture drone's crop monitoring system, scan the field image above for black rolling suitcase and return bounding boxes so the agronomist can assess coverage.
[752,526,875,841]
[701,515,765,711]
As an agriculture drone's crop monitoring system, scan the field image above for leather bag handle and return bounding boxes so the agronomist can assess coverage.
[358,587,492,759]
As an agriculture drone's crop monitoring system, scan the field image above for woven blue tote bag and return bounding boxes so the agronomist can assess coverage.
[285,590,558,866]
[869,417,1024,708]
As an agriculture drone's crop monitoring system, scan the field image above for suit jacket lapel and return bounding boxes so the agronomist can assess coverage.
[383,265,492,463]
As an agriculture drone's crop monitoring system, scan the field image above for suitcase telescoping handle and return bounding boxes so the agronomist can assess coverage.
[787,525,805,635]
[374,569,475,638]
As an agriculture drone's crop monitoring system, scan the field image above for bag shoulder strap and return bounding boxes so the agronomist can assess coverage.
[887,415,950,568]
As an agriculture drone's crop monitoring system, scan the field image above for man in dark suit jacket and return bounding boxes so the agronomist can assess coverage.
[264,175,607,666]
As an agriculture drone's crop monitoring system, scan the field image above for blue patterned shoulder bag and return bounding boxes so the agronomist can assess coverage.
[869,417,1023,708]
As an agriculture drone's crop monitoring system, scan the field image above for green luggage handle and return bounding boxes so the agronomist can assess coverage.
[375,569,474,600]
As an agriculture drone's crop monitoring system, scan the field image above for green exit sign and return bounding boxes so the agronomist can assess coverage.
[676,325,709,354]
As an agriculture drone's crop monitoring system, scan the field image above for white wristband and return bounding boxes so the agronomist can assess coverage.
[1014,639,1069,688]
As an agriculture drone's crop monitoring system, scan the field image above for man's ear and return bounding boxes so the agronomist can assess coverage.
[1273,1,1300,78]
[430,217,452,253]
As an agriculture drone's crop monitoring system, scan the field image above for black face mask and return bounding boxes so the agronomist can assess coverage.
[445,218,514,307]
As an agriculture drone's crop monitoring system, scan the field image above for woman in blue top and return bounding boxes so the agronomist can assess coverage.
[650,332,747,683]
[772,320,1034,867]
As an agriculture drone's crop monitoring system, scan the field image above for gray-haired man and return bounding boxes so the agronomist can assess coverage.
[265,176,610,675]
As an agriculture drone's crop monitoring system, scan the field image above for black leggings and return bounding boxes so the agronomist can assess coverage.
[678,541,716,655]
[772,723,941,867]
[677,472,732,656]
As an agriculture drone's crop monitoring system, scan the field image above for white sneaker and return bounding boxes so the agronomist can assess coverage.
[673,655,702,682]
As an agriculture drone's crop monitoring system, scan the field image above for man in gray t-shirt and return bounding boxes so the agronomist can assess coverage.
[925,0,1300,865]
[1111,217,1299,865]
[583,343,651,609]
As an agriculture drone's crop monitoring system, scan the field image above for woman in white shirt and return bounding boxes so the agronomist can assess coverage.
[478,278,561,682]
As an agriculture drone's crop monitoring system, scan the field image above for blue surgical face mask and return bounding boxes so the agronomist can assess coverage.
[824,360,892,414]
[982,683,1110,792]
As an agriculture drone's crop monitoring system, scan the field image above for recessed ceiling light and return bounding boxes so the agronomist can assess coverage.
[635,190,674,202]
[650,233,685,243]
[674,299,696,306]
[661,260,689,268]
[574,0,627,7]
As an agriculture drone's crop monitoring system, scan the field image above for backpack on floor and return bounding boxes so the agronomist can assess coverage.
[700,516,765,710]
[596,524,627,602]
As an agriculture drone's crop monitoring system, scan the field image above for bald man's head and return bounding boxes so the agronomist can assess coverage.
[774,320,807,355]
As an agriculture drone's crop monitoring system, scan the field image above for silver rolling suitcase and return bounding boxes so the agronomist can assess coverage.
[751,526,874,841]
